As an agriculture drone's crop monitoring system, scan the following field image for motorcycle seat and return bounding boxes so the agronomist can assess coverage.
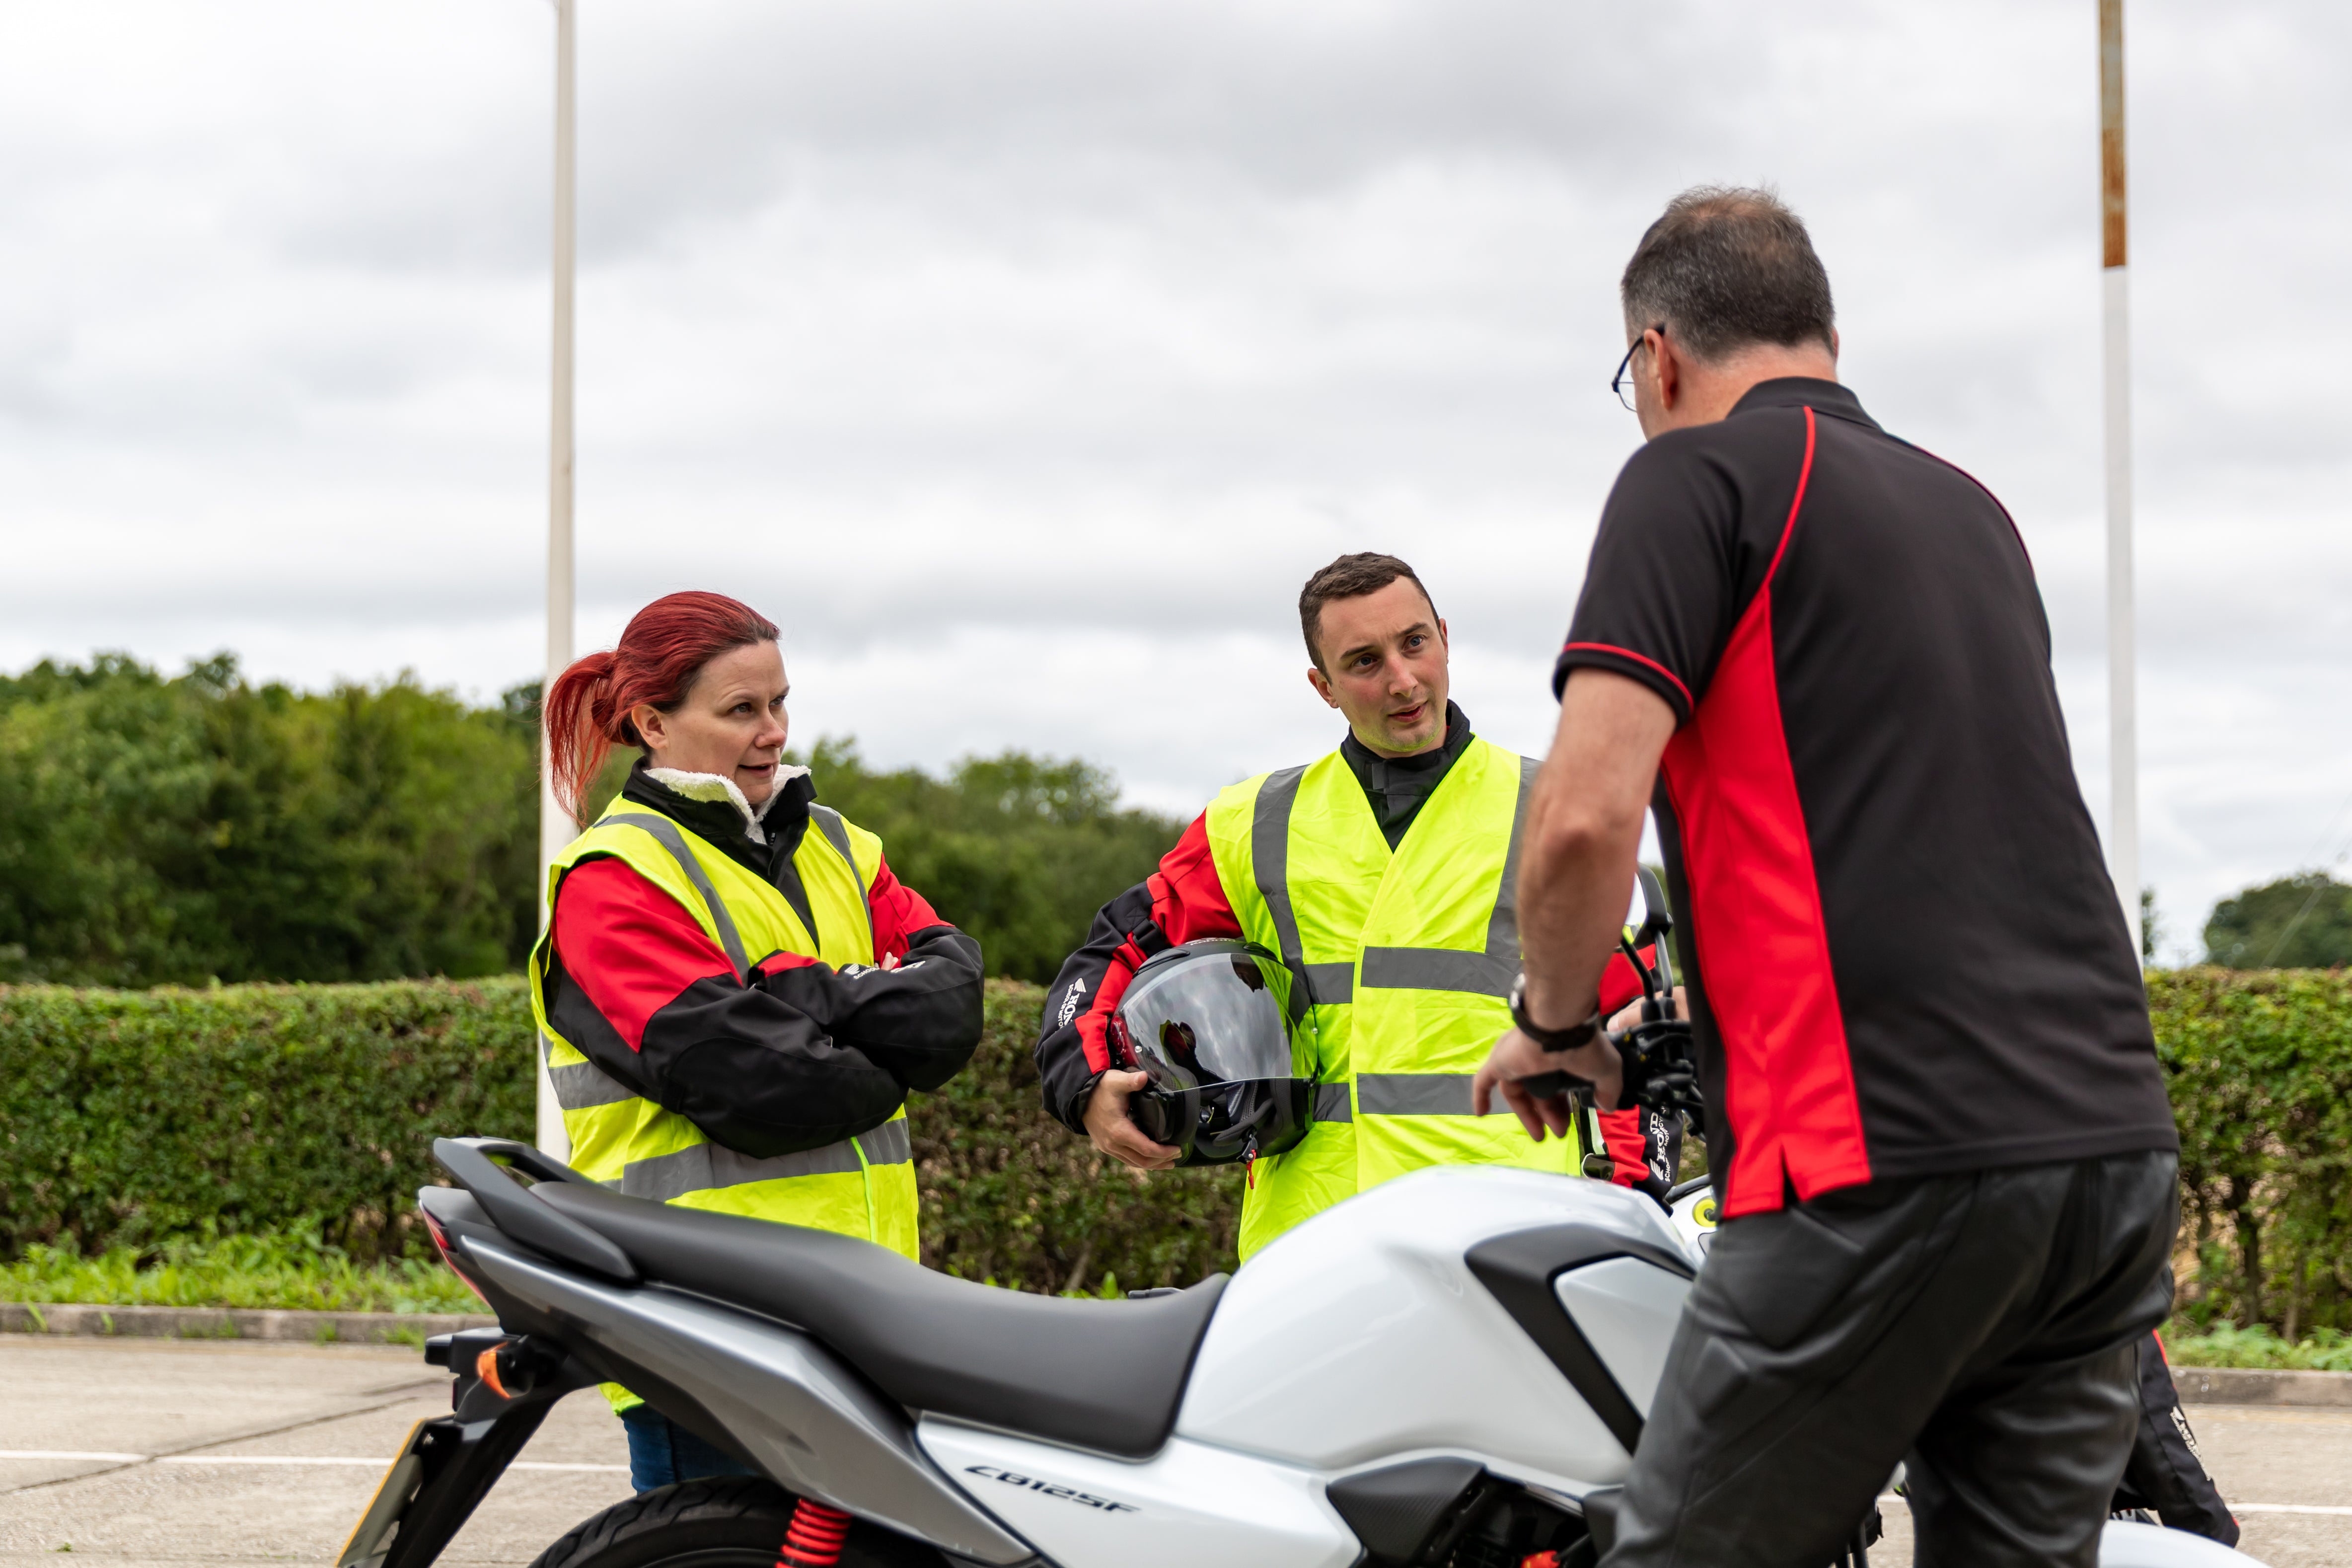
[531,1178,1225,1460]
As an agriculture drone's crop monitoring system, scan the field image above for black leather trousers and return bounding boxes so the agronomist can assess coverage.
[1604,1149,2180,1568]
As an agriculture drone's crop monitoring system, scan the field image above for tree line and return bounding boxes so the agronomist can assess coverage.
[0,653,2342,988]
[0,655,1179,988]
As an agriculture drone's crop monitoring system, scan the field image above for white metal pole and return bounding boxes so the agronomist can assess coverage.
[2100,0,2138,957]
[537,0,577,1158]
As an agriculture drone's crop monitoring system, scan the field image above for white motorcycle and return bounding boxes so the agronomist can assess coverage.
[336,1133,2259,1568]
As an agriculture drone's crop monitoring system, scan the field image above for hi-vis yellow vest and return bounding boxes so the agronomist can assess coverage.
[1209,738,1595,1259]
[527,800,917,1260]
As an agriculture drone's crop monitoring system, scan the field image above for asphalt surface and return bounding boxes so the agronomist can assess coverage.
[3,1334,2347,1567]
[0,1335,632,1567]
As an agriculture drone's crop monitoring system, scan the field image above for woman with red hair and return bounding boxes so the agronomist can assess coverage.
[530,591,983,1492]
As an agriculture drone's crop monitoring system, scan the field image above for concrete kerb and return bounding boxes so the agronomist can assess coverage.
[0,1300,495,1345]
[2172,1365,2352,1407]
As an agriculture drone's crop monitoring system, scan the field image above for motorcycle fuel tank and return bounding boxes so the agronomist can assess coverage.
[1174,1167,1691,1488]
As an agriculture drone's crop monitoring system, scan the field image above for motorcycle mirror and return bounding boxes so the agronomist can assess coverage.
[1626,866,1673,947]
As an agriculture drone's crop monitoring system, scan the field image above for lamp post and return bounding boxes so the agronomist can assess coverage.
[2100,0,2138,956]
[537,0,577,1157]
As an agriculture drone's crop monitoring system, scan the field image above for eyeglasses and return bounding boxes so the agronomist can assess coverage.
[1612,326,1664,412]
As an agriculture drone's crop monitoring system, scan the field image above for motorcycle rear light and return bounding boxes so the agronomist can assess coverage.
[422,1211,492,1310]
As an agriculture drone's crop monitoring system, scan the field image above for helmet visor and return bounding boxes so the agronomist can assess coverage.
[1117,942,1315,1088]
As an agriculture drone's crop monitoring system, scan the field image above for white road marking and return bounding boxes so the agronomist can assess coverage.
[1875,1492,2352,1519]
[0,1451,147,1464]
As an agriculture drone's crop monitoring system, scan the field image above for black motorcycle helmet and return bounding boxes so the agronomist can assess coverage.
[1106,940,1318,1167]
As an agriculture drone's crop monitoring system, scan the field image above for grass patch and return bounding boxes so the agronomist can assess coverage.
[0,1229,482,1315]
[2165,1321,2352,1372]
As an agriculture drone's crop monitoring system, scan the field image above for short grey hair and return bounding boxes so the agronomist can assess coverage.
[1620,186,1836,363]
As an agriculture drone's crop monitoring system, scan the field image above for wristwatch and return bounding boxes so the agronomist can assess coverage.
[1508,972,1601,1054]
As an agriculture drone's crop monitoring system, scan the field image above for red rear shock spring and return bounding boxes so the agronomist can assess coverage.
[778,1499,854,1568]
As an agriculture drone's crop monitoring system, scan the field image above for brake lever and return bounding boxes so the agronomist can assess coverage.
[1616,1019,1706,1135]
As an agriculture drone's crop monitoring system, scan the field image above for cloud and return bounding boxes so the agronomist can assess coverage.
[0,0,2345,952]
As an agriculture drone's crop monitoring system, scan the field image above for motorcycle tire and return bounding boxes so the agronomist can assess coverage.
[526,1476,941,1568]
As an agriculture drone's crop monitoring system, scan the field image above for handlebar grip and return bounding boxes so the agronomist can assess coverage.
[1513,1070,1585,1101]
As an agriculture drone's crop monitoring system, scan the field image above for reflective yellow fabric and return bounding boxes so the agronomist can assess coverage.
[528,798,919,1248]
[1204,739,1594,1260]
[528,797,919,1411]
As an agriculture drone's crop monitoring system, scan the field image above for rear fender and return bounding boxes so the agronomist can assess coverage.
[338,1331,592,1568]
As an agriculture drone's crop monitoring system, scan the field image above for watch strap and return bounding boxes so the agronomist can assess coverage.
[1509,974,1602,1053]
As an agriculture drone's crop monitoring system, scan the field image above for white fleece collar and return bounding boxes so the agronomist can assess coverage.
[645,764,810,845]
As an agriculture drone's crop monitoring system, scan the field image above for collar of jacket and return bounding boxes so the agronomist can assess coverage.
[1338,700,1475,850]
[620,759,818,880]
[1727,375,1882,433]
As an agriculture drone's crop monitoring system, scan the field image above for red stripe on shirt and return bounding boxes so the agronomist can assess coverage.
[1660,406,1869,1215]
[1560,642,1695,714]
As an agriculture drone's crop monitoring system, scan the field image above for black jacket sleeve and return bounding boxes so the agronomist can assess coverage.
[657,924,983,1156]
[766,924,986,1093]
[547,858,983,1161]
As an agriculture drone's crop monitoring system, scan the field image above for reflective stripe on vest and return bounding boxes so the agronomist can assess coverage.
[809,804,877,952]
[600,811,751,981]
[527,797,918,1263]
[1209,740,1600,1260]
[618,1119,915,1203]
[1250,757,1537,1006]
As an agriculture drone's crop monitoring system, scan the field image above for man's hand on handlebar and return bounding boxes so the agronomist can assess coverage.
[1472,1028,1625,1141]
[1083,1070,1180,1170]
[1606,985,1686,1034]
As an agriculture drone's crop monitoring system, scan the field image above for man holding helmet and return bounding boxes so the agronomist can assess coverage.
[1035,553,1673,1262]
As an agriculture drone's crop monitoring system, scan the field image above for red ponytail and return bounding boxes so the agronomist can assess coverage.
[545,591,781,825]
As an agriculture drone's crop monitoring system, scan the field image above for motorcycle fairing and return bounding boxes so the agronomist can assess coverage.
[1176,1168,1688,1486]
[1551,1257,1693,1419]
[1464,1224,1695,1454]
[918,1420,1359,1568]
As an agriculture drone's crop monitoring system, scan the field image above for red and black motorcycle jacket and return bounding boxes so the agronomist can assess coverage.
[1034,715,1680,1195]
[539,765,984,1159]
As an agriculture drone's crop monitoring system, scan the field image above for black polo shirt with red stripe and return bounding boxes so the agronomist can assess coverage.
[1555,377,2176,1217]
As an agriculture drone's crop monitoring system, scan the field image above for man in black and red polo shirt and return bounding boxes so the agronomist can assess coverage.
[1473,189,2184,1567]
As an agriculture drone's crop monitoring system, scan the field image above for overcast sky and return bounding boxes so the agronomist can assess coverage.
[1,1,2346,959]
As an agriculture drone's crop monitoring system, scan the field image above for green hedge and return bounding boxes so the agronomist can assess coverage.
[6,969,2348,1321]
[0,977,1239,1292]
[0,978,536,1258]
[2154,966,2352,1337]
